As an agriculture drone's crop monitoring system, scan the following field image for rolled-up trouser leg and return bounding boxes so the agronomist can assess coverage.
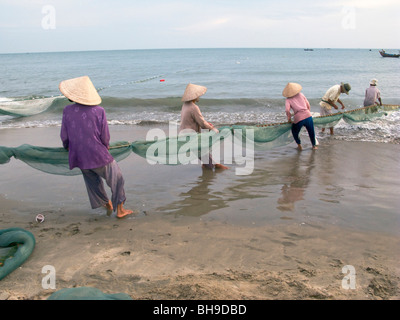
[81,160,127,211]
[102,160,126,211]
[81,168,109,209]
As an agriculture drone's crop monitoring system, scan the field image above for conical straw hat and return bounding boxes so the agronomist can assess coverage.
[59,76,102,106]
[282,83,302,98]
[181,83,207,102]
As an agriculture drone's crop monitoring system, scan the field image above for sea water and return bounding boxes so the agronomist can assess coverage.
[0,49,400,233]
[0,48,399,143]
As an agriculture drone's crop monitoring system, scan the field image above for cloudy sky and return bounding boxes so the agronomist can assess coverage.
[0,0,399,53]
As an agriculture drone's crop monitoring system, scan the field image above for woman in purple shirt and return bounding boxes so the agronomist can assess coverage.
[283,83,318,151]
[59,76,133,218]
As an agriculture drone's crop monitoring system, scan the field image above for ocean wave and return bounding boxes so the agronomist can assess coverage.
[1,95,282,118]
[325,111,400,144]
[0,94,385,117]
[0,120,62,129]
[100,96,287,114]
[2,111,399,144]
[1,94,399,145]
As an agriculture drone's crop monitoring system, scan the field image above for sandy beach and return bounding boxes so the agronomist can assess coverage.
[0,125,399,300]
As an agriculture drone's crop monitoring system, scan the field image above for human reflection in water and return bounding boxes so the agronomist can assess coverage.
[277,150,315,212]
[158,168,229,218]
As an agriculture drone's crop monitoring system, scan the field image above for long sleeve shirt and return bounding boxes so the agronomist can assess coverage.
[60,103,114,170]
[364,86,381,107]
[319,84,341,110]
[285,92,312,124]
[179,101,214,133]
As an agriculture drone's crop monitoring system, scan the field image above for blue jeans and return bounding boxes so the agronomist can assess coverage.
[291,116,316,146]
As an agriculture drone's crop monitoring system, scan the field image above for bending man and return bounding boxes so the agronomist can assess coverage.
[319,82,351,135]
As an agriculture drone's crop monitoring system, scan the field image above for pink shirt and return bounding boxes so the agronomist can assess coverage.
[364,86,381,107]
[285,92,312,124]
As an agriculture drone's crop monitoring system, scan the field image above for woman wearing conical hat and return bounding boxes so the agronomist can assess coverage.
[180,83,228,170]
[59,76,134,218]
[283,82,318,151]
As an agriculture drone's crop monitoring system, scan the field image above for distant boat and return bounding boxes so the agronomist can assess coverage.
[379,50,400,58]
[304,49,314,51]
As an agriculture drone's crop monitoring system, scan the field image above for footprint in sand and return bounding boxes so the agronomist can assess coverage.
[63,223,81,236]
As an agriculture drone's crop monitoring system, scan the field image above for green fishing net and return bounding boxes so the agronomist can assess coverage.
[0,228,36,281]
[0,141,132,176]
[0,105,398,175]
[0,97,60,117]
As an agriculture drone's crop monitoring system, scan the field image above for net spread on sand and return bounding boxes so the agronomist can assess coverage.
[0,228,36,281]
[0,104,398,176]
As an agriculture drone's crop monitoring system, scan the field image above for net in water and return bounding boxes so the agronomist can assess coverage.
[0,104,398,176]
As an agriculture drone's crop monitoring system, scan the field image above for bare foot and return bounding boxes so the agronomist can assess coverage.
[104,200,113,216]
[297,144,303,151]
[215,164,229,170]
[117,203,134,219]
[312,146,318,150]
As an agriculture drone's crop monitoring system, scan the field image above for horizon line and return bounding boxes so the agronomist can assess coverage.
[0,46,398,55]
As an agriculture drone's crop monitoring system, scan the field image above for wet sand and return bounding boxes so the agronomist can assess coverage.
[0,125,399,300]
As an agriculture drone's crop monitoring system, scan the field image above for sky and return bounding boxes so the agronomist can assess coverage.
[0,0,399,53]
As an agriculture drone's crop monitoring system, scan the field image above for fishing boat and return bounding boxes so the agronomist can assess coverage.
[379,50,400,58]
